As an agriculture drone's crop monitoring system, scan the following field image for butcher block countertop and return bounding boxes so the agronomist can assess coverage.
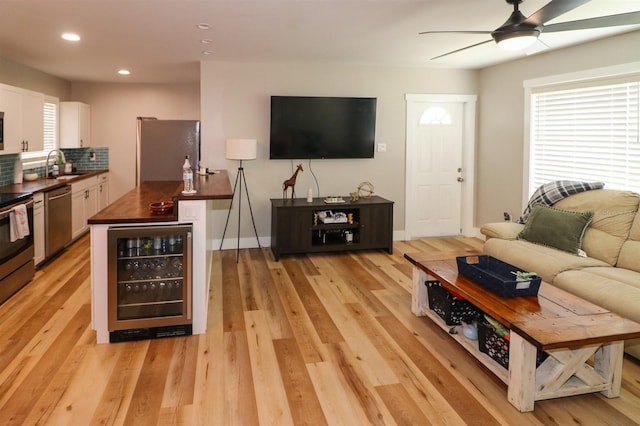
[0,169,108,194]
[88,170,233,224]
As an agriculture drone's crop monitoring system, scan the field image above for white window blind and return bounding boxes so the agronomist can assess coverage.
[43,101,57,153]
[530,81,640,195]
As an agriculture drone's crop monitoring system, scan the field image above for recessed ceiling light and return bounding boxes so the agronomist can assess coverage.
[196,23,211,30]
[201,39,212,44]
[118,69,131,75]
[201,51,213,55]
[62,33,80,41]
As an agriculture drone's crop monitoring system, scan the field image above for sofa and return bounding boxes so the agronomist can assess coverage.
[480,188,640,360]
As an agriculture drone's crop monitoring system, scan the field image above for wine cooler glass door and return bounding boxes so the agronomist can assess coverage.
[107,224,192,331]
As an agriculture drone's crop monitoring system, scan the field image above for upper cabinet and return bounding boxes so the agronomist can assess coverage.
[0,84,44,153]
[60,101,91,148]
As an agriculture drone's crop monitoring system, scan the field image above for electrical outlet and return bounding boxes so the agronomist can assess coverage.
[377,143,387,153]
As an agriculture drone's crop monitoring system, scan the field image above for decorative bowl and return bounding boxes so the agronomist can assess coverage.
[24,173,39,181]
[149,201,174,214]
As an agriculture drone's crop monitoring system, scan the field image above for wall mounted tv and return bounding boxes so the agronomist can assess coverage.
[269,96,377,159]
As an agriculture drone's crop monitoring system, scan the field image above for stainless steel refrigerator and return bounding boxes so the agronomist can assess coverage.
[136,118,200,183]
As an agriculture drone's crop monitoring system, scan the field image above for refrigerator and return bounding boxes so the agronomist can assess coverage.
[137,118,200,183]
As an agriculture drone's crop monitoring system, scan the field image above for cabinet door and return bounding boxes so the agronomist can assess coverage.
[71,189,86,239]
[0,85,22,153]
[98,181,109,211]
[359,203,393,250]
[85,185,98,222]
[78,103,91,147]
[60,101,91,148]
[21,89,44,152]
[274,207,313,253]
[0,85,43,153]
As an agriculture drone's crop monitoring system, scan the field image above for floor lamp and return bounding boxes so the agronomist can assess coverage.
[220,138,261,262]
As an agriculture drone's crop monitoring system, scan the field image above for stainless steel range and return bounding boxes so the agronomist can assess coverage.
[0,192,35,304]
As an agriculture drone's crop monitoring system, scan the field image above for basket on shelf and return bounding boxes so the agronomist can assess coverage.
[425,280,481,326]
[477,316,548,370]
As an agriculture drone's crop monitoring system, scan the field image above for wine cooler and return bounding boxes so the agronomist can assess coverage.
[107,224,192,342]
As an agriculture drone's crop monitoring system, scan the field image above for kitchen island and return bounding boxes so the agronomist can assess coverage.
[88,171,233,343]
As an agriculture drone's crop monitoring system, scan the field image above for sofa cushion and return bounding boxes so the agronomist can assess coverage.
[554,189,640,265]
[517,205,593,254]
[480,222,524,240]
[553,268,640,360]
[617,212,640,272]
[483,238,609,284]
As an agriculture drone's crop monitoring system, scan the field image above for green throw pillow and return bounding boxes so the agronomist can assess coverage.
[517,205,594,255]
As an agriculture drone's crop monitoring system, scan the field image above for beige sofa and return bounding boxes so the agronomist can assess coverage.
[481,189,640,360]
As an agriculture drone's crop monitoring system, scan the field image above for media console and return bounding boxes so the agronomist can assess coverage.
[270,196,393,260]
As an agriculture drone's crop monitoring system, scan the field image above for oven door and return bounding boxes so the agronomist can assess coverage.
[0,199,34,267]
[0,199,35,303]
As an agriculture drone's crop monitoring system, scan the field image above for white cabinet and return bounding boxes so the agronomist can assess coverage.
[97,172,109,211]
[0,84,44,153]
[71,176,98,239]
[60,101,91,148]
[33,192,45,266]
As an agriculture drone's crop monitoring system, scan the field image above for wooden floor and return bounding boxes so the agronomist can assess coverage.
[1,235,640,425]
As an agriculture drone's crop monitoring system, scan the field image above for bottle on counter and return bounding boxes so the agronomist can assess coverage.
[182,155,194,193]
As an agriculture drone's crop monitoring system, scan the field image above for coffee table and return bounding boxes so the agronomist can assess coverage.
[405,252,640,412]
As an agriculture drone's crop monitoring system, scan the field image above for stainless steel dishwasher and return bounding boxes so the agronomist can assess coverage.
[45,185,72,257]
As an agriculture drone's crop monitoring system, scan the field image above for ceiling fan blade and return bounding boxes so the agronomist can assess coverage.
[543,11,640,33]
[524,0,591,26]
[419,30,492,35]
[430,39,493,60]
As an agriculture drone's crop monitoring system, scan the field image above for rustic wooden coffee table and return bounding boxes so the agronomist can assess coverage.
[405,252,640,412]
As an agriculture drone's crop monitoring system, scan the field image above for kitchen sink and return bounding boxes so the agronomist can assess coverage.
[56,175,81,180]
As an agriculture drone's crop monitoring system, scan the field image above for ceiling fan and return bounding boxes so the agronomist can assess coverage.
[422,0,640,60]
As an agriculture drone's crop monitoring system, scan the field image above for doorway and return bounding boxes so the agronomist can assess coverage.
[405,94,477,239]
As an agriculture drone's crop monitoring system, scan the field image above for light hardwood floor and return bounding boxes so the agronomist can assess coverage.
[1,234,640,425]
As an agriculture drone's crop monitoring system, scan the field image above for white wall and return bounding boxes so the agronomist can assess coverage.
[71,83,200,202]
[199,61,478,243]
[476,30,640,226]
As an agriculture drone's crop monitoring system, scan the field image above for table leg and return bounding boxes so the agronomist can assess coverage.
[507,332,538,412]
[411,266,429,316]
[594,340,624,398]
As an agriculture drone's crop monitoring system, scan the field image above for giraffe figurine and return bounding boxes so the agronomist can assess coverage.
[282,164,304,200]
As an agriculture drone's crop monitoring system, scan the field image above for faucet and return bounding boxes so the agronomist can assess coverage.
[46,149,65,178]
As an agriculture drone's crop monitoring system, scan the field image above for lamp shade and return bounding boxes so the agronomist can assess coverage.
[226,138,257,160]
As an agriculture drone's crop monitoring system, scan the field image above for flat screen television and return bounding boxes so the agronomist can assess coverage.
[269,96,377,159]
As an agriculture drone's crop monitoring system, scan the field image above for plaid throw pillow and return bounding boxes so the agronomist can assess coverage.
[517,180,605,224]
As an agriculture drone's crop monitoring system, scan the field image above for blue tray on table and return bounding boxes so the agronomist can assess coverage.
[456,255,541,298]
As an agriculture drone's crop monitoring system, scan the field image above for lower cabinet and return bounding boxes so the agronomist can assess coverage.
[71,176,98,239]
[97,172,109,211]
[270,195,394,260]
[33,192,45,265]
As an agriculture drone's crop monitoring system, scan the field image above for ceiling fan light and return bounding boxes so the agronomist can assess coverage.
[496,31,539,51]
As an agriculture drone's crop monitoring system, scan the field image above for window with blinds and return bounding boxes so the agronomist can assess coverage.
[529,81,640,195]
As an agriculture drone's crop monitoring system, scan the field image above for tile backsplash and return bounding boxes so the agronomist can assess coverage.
[0,147,109,187]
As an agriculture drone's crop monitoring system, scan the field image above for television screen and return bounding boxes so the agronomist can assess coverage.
[269,96,377,159]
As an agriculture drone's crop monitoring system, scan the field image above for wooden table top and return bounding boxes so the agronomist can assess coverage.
[405,253,640,350]
[88,171,233,224]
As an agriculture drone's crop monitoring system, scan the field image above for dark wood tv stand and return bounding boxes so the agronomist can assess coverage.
[270,196,393,260]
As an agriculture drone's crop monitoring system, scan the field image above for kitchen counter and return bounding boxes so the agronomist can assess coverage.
[88,170,233,224]
[0,170,109,194]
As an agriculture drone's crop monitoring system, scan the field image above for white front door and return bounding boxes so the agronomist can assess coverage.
[405,95,476,239]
